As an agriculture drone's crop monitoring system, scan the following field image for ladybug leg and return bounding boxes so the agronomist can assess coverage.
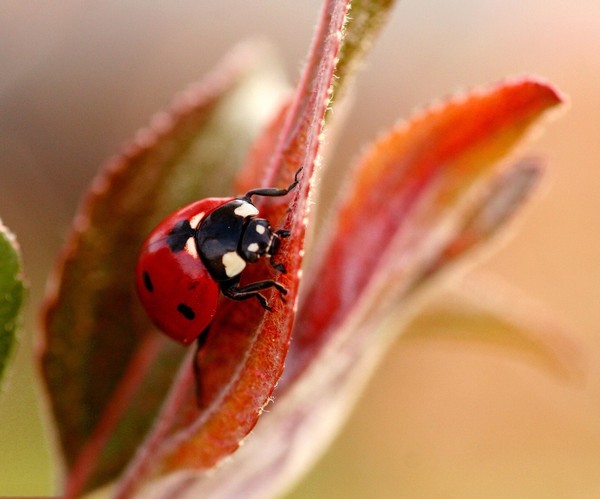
[222,279,288,310]
[193,343,204,407]
[268,228,291,273]
[242,167,303,200]
[270,260,287,273]
[196,324,211,350]
[194,326,211,408]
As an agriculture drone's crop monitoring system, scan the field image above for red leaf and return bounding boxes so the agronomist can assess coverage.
[171,80,564,499]
[113,0,349,495]
[284,78,564,386]
[409,157,544,288]
[38,43,286,496]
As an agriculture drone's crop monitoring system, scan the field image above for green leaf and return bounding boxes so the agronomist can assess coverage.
[0,220,25,387]
[332,0,396,102]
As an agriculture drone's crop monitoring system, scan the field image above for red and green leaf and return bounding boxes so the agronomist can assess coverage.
[39,43,288,496]
[40,0,401,494]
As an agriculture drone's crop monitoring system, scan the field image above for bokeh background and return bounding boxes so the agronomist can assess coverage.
[1,1,599,496]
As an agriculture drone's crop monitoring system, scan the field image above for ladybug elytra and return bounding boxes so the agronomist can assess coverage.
[135,169,301,345]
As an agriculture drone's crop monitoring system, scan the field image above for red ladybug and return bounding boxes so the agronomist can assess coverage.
[135,170,300,345]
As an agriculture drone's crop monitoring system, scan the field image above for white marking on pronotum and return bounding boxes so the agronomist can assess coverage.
[255,224,266,235]
[234,202,259,218]
[222,251,246,278]
[247,243,259,253]
[184,238,198,259]
[189,212,205,229]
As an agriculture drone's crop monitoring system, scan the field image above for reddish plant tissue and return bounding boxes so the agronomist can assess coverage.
[37,0,567,497]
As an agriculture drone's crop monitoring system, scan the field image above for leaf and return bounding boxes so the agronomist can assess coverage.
[233,97,293,193]
[0,220,25,387]
[286,78,564,384]
[112,0,351,496]
[408,156,544,288]
[331,0,396,103]
[234,0,397,194]
[402,275,583,381]
[39,42,288,496]
[180,79,566,499]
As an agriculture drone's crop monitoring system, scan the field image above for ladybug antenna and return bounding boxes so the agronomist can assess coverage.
[242,167,303,201]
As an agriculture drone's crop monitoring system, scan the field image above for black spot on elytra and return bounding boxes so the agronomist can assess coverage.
[143,271,153,292]
[177,303,195,320]
[167,219,195,252]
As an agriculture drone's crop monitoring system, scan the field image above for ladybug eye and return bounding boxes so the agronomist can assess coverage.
[177,303,196,321]
[142,271,154,292]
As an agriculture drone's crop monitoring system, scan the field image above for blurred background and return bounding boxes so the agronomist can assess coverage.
[1,0,599,496]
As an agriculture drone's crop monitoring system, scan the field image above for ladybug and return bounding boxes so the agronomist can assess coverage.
[135,169,301,345]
